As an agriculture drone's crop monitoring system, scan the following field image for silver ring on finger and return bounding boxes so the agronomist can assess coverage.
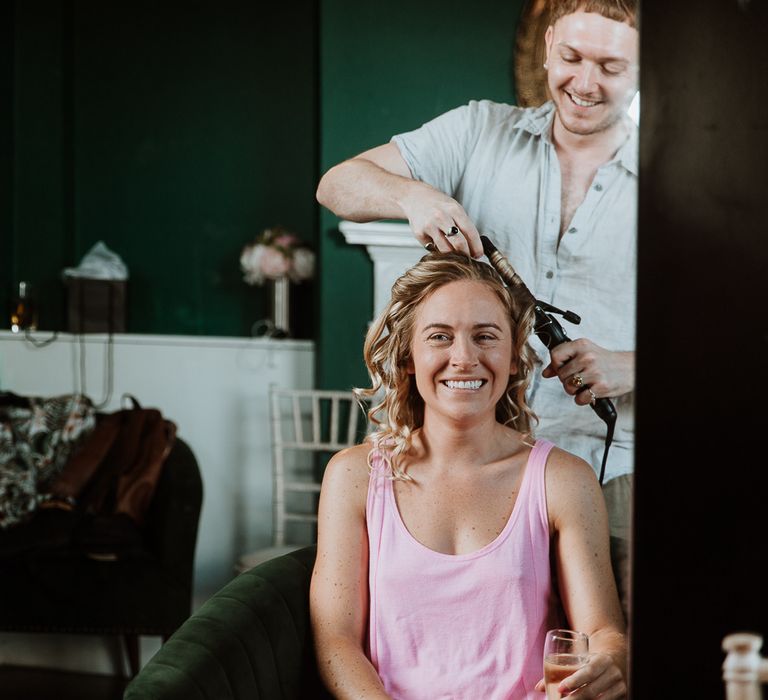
[588,388,597,403]
[424,241,436,252]
[445,225,460,238]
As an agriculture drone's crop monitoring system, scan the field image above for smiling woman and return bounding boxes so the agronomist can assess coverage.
[409,282,518,421]
[309,252,628,700]
[359,253,537,479]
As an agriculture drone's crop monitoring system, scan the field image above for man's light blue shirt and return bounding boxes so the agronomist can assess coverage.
[393,100,637,482]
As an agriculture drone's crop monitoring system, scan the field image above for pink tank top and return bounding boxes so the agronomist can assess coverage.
[366,439,556,700]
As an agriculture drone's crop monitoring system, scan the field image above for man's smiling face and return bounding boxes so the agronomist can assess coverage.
[545,10,639,137]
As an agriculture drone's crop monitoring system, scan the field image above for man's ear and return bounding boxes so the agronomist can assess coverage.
[544,25,554,65]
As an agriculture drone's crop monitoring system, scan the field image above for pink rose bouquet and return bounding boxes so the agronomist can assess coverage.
[240,226,315,286]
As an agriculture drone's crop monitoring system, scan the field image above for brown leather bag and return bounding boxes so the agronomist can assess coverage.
[47,398,176,526]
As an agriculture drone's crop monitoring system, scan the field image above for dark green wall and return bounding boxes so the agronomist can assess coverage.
[3,0,525,389]
[3,0,318,337]
[1,4,14,300]
[317,0,525,390]
[10,1,70,331]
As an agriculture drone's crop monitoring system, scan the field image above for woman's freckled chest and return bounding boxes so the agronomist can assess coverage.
[392,457,526,555]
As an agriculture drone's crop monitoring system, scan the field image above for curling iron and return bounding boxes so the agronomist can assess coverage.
[481,235,616,485]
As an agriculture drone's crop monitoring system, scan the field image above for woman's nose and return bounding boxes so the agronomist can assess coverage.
[450,338,478,367]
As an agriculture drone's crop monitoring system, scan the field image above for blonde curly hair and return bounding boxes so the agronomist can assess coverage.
[356,252,538,479]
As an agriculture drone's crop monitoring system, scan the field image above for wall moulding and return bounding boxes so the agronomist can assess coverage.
[338,220,423,320]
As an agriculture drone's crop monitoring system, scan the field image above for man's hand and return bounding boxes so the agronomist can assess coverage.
[316,143,485,258]
[542,340,634,404]
[398,181,483,258]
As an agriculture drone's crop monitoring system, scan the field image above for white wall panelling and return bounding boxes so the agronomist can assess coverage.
[0,330,314,672]
[0,330,315,597]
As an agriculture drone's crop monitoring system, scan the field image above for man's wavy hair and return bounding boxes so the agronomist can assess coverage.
[549,0,638,29]
[356,252,538,480]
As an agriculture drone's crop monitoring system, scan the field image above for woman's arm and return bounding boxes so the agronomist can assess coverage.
[544,448,628,699]
[310,444,391,699]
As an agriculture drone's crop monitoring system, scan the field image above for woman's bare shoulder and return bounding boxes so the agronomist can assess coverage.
[327,442,374,471]
[321,442,375,507]
[544,445,603,525]
[544,445,596,483]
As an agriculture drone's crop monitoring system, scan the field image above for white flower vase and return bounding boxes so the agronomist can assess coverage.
[270,276,290,337]
[251,277,291,338]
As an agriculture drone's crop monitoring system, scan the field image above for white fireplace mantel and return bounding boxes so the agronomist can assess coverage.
[339,220,424,319]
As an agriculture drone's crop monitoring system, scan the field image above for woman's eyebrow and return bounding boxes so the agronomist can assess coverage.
[421,322,503,331]
[421,323,452,332]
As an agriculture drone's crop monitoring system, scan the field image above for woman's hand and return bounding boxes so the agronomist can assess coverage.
[534,651,627,698]
[543,450,627,698]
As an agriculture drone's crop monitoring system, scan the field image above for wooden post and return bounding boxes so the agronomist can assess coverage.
[722,633,768,700]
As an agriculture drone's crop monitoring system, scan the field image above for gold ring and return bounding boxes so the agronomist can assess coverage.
[570,374,584,388]
[424,242,436,252]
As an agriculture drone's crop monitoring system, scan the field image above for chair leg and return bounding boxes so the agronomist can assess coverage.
[124,633,140,677]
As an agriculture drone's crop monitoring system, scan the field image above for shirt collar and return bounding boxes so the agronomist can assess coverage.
[514,101,557,140]
[513,100,638,176]
[615,122,638,176]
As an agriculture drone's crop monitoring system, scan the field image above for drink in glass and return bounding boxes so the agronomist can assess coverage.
[9,281,38,333]
[543,628,588,700]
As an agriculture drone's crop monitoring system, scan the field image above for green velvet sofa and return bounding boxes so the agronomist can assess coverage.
[123,545,332,699]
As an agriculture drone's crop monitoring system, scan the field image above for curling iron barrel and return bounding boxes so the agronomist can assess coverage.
[480,235,617,483]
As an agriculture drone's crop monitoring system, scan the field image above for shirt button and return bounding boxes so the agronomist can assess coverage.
[568,227,577,234]
[594,183,603,191]
[545,270,554,279]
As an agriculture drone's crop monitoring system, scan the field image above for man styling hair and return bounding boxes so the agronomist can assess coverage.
[316,0,639,617]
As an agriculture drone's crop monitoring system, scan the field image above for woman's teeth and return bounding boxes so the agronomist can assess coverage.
[443,380,484,390]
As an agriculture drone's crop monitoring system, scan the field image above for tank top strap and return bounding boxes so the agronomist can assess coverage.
[528,438,556,473]
[366,439,392,664]
[367,438,391,475]
[521,438,556,535]
[366,440,391,558]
